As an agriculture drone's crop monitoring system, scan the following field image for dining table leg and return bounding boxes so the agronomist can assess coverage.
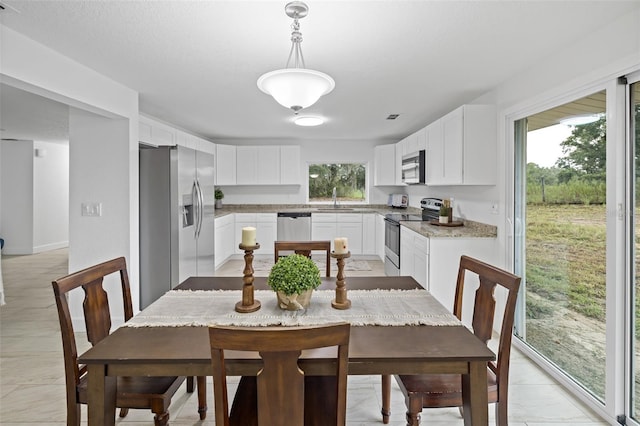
[462,360,489,426]
[87,363,116,426]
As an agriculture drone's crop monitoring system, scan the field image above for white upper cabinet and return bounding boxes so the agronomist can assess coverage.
[373,144,396,186]
[235,146,259,185]
[139,116,176,146]
[402,127,426,157]
[236,146,281,185]
[425,120,444,184]
[280,145,301,184]
[395,142,405,186]
[216,144,237,185]
[221,145,300,186]
[425,104,496,186]
[257,146,280,184]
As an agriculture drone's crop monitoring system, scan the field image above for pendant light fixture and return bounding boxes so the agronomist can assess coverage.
[257,1,335,114]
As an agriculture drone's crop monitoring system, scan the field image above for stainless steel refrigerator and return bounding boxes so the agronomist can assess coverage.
[139,145,215,309]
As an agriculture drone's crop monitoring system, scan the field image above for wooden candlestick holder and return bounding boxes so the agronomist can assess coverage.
[330,251,351,310]
[235,243,261,313]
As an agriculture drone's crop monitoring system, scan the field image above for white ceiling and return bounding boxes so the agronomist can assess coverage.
[0,0,637,144]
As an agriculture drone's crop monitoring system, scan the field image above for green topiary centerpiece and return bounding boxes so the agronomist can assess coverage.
[267,254,322,310]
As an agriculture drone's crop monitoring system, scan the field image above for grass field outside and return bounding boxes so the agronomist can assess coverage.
[524,203,608,400]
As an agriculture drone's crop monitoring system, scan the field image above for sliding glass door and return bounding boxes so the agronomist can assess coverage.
[513,91,608,401]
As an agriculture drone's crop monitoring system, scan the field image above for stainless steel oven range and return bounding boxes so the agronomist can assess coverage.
[383,198,443,276]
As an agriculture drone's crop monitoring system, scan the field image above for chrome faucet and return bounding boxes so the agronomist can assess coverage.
[332,187,337,208]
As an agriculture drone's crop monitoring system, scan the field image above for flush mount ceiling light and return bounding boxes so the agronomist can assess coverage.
[559,114,601,126]
[257,1,335,114]
[294,116,324,126]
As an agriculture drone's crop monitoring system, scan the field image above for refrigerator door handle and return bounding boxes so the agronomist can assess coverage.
[195,179,204,239]
[192,181,200,239]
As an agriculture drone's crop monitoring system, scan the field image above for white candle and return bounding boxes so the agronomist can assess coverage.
[241,226,256,246]
[334,237,348,254]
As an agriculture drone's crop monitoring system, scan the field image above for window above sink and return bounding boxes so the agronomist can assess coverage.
[308,163,367,205]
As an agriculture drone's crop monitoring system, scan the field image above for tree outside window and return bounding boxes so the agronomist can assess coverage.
[308,163,366,203]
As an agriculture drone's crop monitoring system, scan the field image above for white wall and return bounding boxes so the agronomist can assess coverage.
[1,26,139,327]
[0,140,69,254]
[33,141,69,252]
[0,140,33,254]
[69,109,133,318]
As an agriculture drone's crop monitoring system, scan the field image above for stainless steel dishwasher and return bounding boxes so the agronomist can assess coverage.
[277,212,311,257]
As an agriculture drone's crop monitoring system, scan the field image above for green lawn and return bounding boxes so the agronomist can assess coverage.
[526,204,606,321]
[525,203,607,400]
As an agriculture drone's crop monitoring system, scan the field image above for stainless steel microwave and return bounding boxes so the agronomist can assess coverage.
[401,150,425,184]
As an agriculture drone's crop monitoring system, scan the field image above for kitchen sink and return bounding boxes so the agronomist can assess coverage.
[316,208,355,211]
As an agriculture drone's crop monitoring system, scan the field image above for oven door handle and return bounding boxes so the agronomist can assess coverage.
[384,218,400,225]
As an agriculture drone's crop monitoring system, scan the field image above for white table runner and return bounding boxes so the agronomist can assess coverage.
[125,289,461,327]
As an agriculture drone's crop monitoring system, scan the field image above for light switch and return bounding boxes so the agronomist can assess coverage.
[81,202,102,217]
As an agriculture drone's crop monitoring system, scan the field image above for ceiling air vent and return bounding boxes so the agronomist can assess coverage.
[386,114,400,120]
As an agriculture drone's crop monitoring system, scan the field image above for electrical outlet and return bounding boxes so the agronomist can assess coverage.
[81,202,102,217]
[490,202,499,215]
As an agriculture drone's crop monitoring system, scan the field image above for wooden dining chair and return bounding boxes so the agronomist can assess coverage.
[51,256,207,426]
[209,323,350,426]
[274,240,331,277]
[381,255,521,426]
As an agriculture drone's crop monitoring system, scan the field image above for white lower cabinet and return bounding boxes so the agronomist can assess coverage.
[337,222,362,255]
[311,213,337,242]
[311,222,337,242]
[361,213,377,255]
[256,214,277,255]
[375,214,385,260]
[400,226,497,304]
[400,226,429,288]
[413,232,429,288]
[400,227,414,277]
[427,237,497,321]
[234,213,277,255]
[312,213,365,255]
[214,214,235,269]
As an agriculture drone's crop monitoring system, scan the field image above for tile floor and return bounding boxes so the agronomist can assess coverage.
[0,249,608,425]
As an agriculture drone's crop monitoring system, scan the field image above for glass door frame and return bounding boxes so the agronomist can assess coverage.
[504,76,629,423]
[625,70,640,426]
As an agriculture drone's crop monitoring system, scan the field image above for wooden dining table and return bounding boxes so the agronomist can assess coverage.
[78,275,494,425]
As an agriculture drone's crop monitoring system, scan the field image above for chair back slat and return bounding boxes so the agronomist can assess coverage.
[209,323,350,426]
[456,255,521,388]
[274,241,332,277]
[471,277,497,345]
[258,351,305,425]
[82,279,112,345]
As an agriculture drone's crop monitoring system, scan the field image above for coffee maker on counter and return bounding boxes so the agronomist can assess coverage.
[387,193,408,208]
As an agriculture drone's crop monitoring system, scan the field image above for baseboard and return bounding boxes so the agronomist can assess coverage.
[33,241,68,253]
[2,241,68,255]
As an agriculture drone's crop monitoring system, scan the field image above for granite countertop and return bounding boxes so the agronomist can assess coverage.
[214,204,496,239]
[215,204,421,216]
[399,219,497,238]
